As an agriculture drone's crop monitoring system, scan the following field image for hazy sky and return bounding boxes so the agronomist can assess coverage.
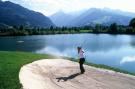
[2,0,135,16]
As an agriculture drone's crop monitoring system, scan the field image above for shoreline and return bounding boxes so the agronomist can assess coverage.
[1,32,135,37]
[67,58,135,76]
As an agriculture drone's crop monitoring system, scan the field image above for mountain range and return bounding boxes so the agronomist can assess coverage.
[0,1,54,28]
[50,8,134,27]
[0,1,134,28]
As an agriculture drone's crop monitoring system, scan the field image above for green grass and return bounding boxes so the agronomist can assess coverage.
[0,51,57,89]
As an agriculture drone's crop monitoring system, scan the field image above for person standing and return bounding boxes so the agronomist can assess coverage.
[77,47,85,74]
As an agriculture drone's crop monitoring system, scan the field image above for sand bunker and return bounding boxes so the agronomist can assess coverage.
[19,59,135,89]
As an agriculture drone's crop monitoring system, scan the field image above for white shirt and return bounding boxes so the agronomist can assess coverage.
[78,49,85,58]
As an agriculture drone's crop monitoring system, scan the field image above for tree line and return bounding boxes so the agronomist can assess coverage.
[0,18,135,36]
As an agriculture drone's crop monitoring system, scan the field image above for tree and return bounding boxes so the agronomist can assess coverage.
[50,26,54,30]
[109,23,118,33]
[19,25,24,31]
[94,24,102,33]
[129,18,135,28]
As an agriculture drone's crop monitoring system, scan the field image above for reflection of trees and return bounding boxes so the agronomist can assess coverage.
[0,37,17,51]
[130,36,135,47]
[15,36,47,52]
[16,40,47,52]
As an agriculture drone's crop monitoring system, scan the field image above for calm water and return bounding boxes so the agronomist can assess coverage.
[0,34,135,73]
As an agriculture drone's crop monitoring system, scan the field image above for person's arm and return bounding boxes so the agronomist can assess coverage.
[82,49,84,53]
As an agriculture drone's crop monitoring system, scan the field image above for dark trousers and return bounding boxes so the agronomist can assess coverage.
[79,58,85,73]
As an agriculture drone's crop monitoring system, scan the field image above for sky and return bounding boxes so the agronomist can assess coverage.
[2,0,135,16]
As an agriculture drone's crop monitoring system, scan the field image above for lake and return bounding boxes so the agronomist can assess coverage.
[0,34,135,73]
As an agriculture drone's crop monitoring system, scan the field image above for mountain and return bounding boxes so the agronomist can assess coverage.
[103,8,135,17]
[70,8,132,26]
[0,1,54,27]
[50,11,75,27]
[50,10,86,27]
[50,8,133,27]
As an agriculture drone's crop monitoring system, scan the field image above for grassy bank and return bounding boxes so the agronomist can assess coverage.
[0,51,57,89]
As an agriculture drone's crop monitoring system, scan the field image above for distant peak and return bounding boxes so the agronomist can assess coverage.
[4,1,11,3]
[51,10,66,16]
[103,7,111,10]
[1,1,14,4]
[0,0,3,3]
[57,10,65,14]
[87,8,102,12]
[89,8,100,10]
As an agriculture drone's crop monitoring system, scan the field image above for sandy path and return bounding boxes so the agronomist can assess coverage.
[19,59,135,89]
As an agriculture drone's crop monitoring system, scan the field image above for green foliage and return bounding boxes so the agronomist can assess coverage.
[129,18,135,28]
[1,23,135,36]
[109,23,118,33]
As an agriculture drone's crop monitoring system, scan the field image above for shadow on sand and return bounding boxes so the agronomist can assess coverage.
[56,73,81,82]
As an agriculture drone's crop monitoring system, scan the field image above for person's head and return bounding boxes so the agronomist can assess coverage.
[77,46,82,53]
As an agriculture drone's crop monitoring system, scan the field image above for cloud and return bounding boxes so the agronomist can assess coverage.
[36,46,77,58]
[120,56,135,64]
[2,0,135,16]
[36,46,67,56]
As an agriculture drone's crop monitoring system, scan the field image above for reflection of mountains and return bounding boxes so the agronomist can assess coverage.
[84,35,125,52]
[120,62,135,73]
[0,34,132,52]
[43,34,128,52]
[130,36,135,47]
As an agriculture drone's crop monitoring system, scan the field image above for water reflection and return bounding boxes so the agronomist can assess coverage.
[120,56,135,64]
[36,46,76,57]
[130,36,135,48]
[0,34,135,73]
